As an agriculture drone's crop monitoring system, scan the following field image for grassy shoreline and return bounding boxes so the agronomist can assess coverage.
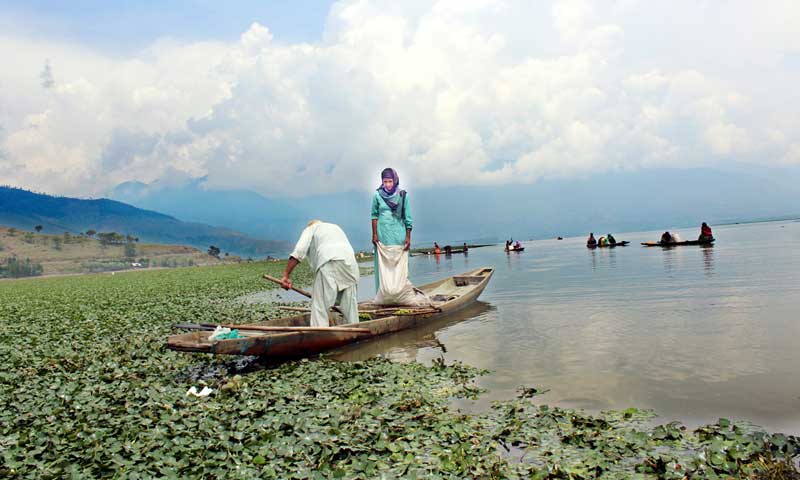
[1,261,798,478]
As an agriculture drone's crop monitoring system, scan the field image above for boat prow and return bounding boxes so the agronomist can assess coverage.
[167,267,494,359]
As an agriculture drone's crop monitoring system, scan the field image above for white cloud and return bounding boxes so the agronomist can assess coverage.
[1,0,799,197]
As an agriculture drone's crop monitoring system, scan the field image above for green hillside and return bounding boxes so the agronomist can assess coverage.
[0,226,238,277]
[0,186,288,257]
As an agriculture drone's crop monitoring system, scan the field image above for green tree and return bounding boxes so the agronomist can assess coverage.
[34,225,43,233]
[86,229,96,238]
[0,256,43,278]
[124,242,136,259]
[98,232,124,246]
[207,245,221,258]
[7,228,16,236]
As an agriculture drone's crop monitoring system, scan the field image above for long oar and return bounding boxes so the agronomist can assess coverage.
[262,274,344,314]
[173,323,372,334]
[262,274,312,298]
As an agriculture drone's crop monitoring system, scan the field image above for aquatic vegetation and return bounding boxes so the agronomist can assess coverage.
[0,261,798,478]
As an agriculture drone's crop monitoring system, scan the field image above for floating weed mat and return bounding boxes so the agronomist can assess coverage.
[1,262,799,479]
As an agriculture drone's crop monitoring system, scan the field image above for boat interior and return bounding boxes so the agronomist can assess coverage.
[173,267,494,343]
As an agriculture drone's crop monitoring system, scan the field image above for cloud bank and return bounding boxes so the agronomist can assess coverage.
[1,0,799,197]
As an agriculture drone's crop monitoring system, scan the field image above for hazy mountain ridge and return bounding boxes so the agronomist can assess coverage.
[110,167,800,249]
[0,186,288,256]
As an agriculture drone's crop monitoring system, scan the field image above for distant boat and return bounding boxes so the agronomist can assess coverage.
[557,236,563,240]
[641,239,715,247]
[505,247,525,252]
[588,241,630,249]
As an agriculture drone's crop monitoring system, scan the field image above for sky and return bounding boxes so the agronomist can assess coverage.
[1,0,799,198]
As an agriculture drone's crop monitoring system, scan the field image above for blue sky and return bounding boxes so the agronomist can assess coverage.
[1,0,334,50]
[1,1,799,198]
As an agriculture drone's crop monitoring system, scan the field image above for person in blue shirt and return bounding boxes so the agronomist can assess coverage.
[371,168,413,292]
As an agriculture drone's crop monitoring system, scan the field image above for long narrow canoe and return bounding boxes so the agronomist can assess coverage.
[641,239,715,247]
[505,247,524,252]
[588,241,630,249]
[167,267,494,358]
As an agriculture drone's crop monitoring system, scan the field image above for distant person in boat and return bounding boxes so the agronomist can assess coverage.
[444,245,452,255]
[433,242,441,255]
[514,241,522,250]
[281,220,359,327]
[505,240,511,251]
[698,222,714,241]
[598,236,608,247]
[660,231,673,244]
[606,233,617,244]
[671,232,682,242]
[371,167,412,292]
[587,233,597,248]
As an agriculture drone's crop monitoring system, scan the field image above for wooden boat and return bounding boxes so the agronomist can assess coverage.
[167,267,494,358]
[588,241,630,249]
[423,248,466,255]
[505,247,524,252]
[641,239,715,247]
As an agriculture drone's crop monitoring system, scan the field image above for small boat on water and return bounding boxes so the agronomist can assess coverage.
[642,239,715,247]
[423,249,466,255]
[167,267,494,358]
[505,247,524,252]
[588,241,630,249]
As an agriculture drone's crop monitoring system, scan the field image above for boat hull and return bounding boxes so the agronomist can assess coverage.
[588,241,629,249]
[641,239,715,247]
[167,267,494,358]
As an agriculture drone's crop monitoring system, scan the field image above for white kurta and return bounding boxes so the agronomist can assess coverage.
[290,222,360,327]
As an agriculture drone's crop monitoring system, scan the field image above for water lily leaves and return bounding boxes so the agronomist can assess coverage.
[2,261,799,478]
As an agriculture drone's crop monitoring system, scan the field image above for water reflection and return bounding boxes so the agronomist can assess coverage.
[702,244,715,277]
[331,301,493,362]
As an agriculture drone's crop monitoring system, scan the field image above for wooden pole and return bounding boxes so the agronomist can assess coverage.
[228,324,372,334]
[278,306,311,312]
[262,274,312,298]
[177,323,372,334]
[262,274,344,314]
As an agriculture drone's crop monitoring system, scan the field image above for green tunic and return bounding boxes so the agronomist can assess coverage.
[371,190,412,291]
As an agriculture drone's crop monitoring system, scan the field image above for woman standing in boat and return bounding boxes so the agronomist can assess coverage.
[371,168,412,293]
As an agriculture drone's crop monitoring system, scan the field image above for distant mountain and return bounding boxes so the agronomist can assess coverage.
[112,178,303,240]
[109,166,800,249]
[0,186,288,256]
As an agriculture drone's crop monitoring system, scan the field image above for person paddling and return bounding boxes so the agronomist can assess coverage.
[587,233,597,248]
[698,222,714,242]
[281,220,359,327]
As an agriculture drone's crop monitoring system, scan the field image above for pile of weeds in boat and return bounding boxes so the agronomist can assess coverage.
[1,262,798,478]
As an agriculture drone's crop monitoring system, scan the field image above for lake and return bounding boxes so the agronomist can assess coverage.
[335,220,800,434]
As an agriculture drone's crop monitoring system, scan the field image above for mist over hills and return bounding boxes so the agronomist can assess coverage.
[0,186,288,256]
[110,166,800,249]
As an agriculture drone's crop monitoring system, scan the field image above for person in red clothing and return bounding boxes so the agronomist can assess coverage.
[698,222,714,241]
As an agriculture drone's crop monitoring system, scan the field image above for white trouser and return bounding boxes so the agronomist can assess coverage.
[310,260,359,327]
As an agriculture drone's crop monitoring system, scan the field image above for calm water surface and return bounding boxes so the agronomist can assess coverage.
[334,221,800,434]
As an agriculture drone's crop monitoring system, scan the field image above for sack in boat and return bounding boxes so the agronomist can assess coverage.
[374,242,431,306]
